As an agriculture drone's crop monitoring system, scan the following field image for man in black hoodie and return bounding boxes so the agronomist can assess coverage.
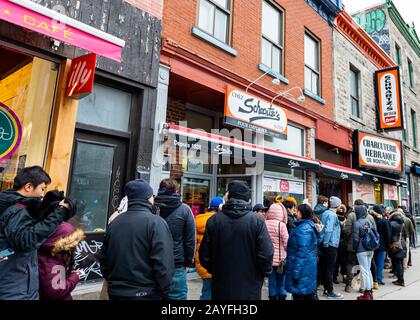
[0,166,72,300]
[100,179,175,300]
[154,179,196,300]
[199,180,274,300]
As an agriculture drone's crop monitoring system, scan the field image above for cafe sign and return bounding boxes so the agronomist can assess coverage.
[0,103,22,161]
[354,130,403,173]
[224,86,288,139]
[374,66,403,131]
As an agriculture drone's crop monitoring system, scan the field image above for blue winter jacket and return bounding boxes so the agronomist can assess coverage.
[285,219,318,295]
[320,209,340,248]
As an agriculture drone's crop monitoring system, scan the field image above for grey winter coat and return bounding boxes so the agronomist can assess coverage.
[352,205,377,253]
[344,209,375,252]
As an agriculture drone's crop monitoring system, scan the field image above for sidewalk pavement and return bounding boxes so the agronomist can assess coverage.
[73,248,420,300]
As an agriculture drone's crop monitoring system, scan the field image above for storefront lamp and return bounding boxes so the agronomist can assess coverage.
[271,86,305,105]
[245,69,280,92]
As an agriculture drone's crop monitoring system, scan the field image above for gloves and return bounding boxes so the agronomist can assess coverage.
[63,197,78,220]
[292,278,299,286]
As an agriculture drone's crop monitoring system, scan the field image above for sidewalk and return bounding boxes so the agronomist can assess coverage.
[73,248,420,300]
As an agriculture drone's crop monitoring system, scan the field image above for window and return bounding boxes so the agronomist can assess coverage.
[305,32,320,96]
[403,103,408,142]
[408,58,414,88]
[263,124,304,156]
[411,109,417,148]
[197,0,231,44]
[261,1,284,74]
[350,67,360,118]
[395,43,401,65]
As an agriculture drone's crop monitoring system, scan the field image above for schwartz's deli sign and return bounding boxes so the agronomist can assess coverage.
[355,131,402,173]
[224,86,288,139]
[374,66,403,131]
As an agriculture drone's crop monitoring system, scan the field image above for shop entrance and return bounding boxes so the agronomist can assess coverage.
[68,129,128,233]
[182,175,212,217]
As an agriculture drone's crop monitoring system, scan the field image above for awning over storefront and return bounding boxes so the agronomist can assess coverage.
[361,171,407,186]
[319,161,364,180]
[0,0,125,61]
[165,124,321,171]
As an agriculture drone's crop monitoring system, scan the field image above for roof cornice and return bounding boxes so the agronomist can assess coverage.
[334,10,395,68]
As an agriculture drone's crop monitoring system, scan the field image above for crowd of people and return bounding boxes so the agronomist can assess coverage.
[0,169,416,301]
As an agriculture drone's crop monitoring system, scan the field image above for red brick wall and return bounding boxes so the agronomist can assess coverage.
[167,97,187,123]
[162,0,334,120]
[125,0,163,18]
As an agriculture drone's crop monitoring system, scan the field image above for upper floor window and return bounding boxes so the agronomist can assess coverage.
[350,66,360,118]
[395,43,401,65]
[403,103,408,143]
[411,109,418,148]
[261,1,284,74]
[304,32,320,96]
[408,58,414,88]
[197,0,231,44]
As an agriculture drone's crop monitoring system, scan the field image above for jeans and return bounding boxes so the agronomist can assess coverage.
[268,267,286,298]
[371,256,377,282]
[200,278,212,300]
[374,250,385,283]
[168,268,188,300]
[321,246,338,293]
[356,251,374,290]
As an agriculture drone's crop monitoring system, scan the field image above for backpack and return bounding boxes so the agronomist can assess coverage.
[360,221,380,251]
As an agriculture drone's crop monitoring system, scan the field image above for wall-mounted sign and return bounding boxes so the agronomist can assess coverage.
[352,181,375,205]
[224,86,288,139]
[263,177,304,195]
[66,53,96,99]
[354,130,403,174]
[374,66,403,131]
[0,103,22,161]
[0,0,125,62]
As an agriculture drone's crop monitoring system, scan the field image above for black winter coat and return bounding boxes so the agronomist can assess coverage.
[371,213,391,251]
[0,190,69,300]
[389,213,407,257]
[100,199,175,298]
[199,199,274,300]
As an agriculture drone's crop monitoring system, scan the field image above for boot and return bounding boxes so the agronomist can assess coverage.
[373,282,379,290]
[345,285,352,293]
[368,290,374,300]
[357,290,371,300]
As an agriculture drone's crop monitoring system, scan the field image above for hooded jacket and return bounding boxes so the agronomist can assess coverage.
[0,190,70,300]
[100,199,175,298]
[199,199,274,300]
[352,206,377,253]
[285,219,318,295]
[265,203,289,266]
[320,208,341,248]
[38,222,85,300]
[195,210,216,279]
[389,212,407,255]
[343,209,376,253]
[313,203,328,221]
[155,194,196,269]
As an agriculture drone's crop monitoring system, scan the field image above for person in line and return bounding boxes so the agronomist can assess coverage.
[283,200,297,235]
[199,180,274,300]
[319,196,343,299]
[398,207,415,270]
[389,209,407,287]
[285,204,318,301]
[369,205,391,286]
[195,197,224,300]
[0,166,73,300]
[253,203,269,220]
[333,204,347,285]
[314,195,329,222]
[154,179,196,300]
[100,179,175,300]
[353,205,377,300]
[343,199,375,293]
[265,202,289,301]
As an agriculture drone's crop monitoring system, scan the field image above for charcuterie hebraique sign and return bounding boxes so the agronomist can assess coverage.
[0,103,22,161]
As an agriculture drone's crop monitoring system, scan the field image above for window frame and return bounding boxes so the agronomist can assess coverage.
[395,43,401,65]
[349,65,360,118]
[304,30,321,96]
[402,103,408,143]
[196,0,233,45]
[260,0,285,75]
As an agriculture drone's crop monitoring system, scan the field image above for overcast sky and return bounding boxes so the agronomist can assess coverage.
[342,0,419,30]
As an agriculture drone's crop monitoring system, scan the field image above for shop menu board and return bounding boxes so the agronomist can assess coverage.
[354,130,403,174]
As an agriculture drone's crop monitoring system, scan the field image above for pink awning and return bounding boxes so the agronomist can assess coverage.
[0,0,125,62]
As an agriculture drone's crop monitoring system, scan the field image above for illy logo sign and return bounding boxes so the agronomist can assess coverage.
[66,53,97,99]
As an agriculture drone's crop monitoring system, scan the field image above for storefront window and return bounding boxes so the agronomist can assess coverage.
[216,176,252,199]
[384,184,398,209]
[374,183,383,205]
[0,47,58,190]
[264,164,304,180]
[263,124,304,156]
[182,177,211,216]
[263,176,305,207]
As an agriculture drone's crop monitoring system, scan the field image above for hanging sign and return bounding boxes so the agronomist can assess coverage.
[354,130,403,173]
[66,53,96,99]
[374,66,403,130]
[224,86,288,139]
[0,103,22,161]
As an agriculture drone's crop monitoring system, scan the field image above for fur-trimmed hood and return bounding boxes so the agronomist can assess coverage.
[40,222,85,255]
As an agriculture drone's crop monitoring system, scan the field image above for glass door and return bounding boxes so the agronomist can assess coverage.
[182,176,211,217]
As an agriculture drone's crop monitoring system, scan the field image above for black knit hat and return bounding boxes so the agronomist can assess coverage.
[227,180,251,201]
[125,179,154,201]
